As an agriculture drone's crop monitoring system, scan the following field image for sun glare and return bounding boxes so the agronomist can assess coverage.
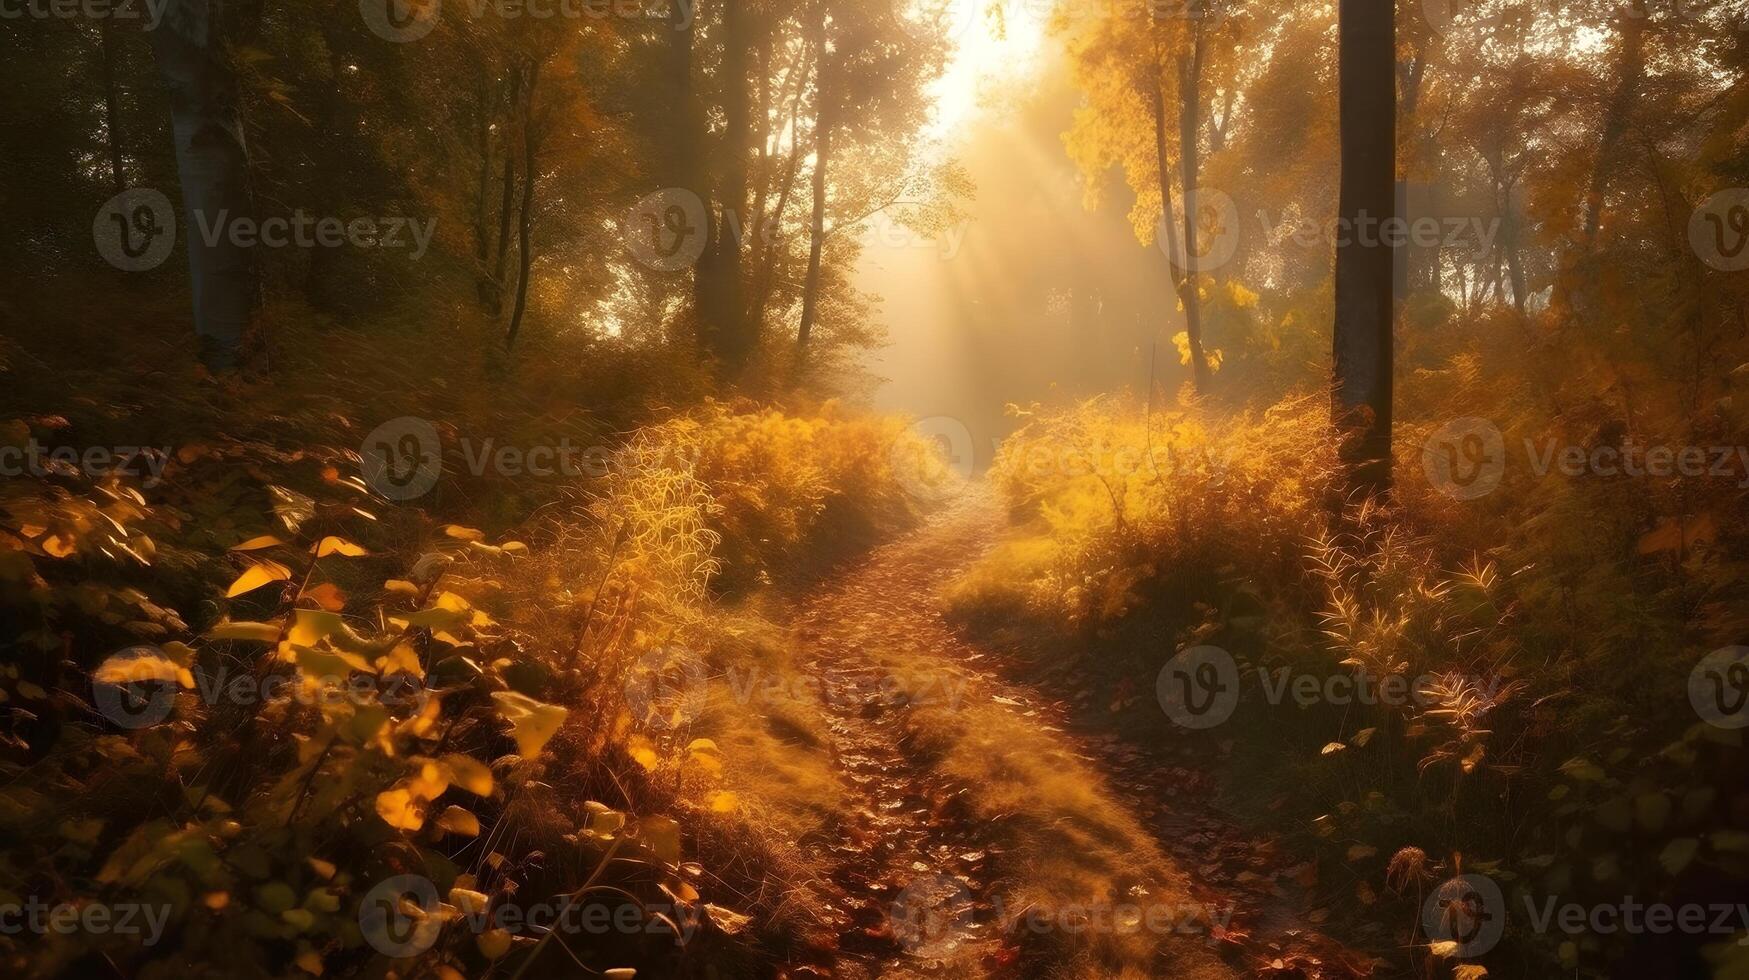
[926,1,1047,138]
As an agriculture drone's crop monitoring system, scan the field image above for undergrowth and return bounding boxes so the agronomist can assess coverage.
[949,312,1749,978]
[0,285,934,978]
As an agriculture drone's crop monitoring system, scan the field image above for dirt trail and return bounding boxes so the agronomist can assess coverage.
[787,490,1378,979]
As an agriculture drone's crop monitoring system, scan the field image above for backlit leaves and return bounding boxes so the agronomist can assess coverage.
[227,560,292,597]
[490,691,568,758]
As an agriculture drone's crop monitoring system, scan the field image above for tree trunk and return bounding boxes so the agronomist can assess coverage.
[1581,15,1646,249]
[1176,28,1211,393]
[1502,180,1528,314]
[1152,77,1206,392]
[796,117,830,365]
[101,19,126,194]
[1395,48,1427,301]
[1331,0,1396,497]
[488,70,522,319]
[748,40,812,327]
[695,0,755,377]
[504,61,540,351]
[151,2,257,370]
[473,74,495,311]
[796,2,830,367]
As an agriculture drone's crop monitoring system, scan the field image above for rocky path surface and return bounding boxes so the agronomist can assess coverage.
[784,492,1380,979]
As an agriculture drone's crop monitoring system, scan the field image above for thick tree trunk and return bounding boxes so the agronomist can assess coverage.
[151,0,257,371]
[1332,0,1396,497]
[505,61,540,351]
[1176,29,1211,393]
[695,0,755,377]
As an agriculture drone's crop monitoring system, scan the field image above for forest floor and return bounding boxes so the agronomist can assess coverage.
[721,489,1388,979]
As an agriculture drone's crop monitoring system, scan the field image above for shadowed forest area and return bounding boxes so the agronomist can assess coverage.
[3,0,1749,977]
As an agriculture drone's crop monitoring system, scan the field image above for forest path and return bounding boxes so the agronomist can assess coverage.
[786,489,1376,979]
